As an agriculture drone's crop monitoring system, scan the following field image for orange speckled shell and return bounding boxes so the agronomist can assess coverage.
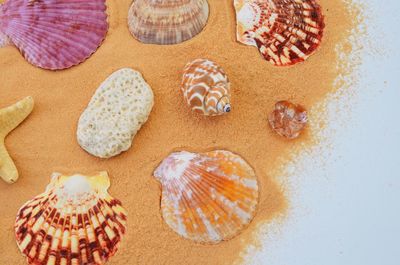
[154,150,259,244]
[181,59,231,116]
[234,0,325,66]
[14,172,127,265]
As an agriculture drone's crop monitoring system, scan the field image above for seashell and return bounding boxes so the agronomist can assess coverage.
[15,172,127,265]
[234,0,325,66]
[154,150,259,244]
[0,96,34,184]
[181,59,231,116]
[77,68,154,158]
[268,100,307,139]
[0,0,108,70]
[0,28,10,48]
[128,0,209,45]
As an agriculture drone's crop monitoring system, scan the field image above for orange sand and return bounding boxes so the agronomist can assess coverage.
[0,0,356,264]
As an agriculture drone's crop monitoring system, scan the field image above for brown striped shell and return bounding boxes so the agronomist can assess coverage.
[128,0,209,45]
[234,0,325,66]
[181,59,231,116]
[14,172,127,265]
[154,150,259,244]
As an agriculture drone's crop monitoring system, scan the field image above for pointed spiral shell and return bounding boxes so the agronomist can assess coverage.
[181,59,231,116]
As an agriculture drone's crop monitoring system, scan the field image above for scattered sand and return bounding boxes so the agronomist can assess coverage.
[0,0,357,264]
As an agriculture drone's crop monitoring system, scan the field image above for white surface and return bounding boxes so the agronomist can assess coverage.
[247,0,400,264]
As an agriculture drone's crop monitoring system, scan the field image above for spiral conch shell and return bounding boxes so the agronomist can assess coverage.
[154,150,259,244]
[15,172,127,265]
[181,59,231,116]
[234,0,325,66]
[128,0,209,45]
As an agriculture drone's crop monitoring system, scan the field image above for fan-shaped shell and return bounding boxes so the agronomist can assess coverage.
[0,0,108,70]
[128,0,209,45]
[15,172,127,265]
[181,59,231,116]
[154,150,259,244]
[234,0,325,66]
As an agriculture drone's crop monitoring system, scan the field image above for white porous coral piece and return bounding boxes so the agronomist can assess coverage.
[77,68,154,158]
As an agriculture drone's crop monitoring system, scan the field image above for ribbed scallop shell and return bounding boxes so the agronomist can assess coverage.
[181,59,231,116]
[234,0,325,66]
[154,150,259,244]
[15,172,127,265]
[128,0,209,45]
[0,0,108,70]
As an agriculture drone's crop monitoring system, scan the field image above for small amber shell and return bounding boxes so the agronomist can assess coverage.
[268,101,308,139]
[154,150,259,244]
[181,59,231,116]
[15,172,127,265]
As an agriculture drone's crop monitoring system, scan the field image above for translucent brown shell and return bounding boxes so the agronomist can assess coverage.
[268,100,308,139]
[154,150,259,244]
[14,172,127,265]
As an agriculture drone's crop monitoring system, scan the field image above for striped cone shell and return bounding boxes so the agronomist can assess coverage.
[234,0,325,66]
[0,0,108,70]
[181,59,231,116]
[154,150,259,244]
[15,172,127,265]
[128,0,209,45]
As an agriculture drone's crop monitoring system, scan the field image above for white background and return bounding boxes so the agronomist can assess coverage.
[247,0,400,264]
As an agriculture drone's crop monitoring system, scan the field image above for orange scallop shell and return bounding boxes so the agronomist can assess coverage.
[154,150,259,244]
[14,172,127,265]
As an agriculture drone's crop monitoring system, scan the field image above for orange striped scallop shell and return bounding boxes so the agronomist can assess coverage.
[14,172,127,265]
[154,150,259,244]
[181,59,231,116]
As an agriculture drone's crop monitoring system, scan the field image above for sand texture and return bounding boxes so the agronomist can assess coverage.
[0,0,355,264]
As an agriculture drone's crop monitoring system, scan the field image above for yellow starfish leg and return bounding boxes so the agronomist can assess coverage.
[0,96,34,184]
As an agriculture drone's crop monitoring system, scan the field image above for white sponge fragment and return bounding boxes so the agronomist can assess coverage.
[77,68,154,158]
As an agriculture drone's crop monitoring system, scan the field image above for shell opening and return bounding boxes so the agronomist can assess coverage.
[217,96,231,114]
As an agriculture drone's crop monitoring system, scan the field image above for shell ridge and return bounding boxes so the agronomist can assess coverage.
[185,162,254,201]
[185,161,256,227]
[1,0,108,69]
[182,167,243,236]
[169,175,226,242]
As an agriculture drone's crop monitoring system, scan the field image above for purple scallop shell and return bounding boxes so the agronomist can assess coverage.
[0,0,108,70]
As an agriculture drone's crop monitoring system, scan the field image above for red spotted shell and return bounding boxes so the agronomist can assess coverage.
[15,172,127,265]
[234,0,325,66]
